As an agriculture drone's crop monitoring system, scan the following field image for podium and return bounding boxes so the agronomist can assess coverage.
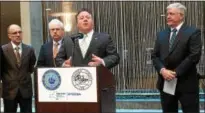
[35,66,116,113]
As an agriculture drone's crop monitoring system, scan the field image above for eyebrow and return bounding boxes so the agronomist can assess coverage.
[9,31,22,34]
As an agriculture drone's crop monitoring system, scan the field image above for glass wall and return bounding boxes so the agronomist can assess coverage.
[41,1,205,92]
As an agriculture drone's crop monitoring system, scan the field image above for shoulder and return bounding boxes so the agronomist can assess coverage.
[96,32,110,37]
[94,32,111,41]
[157,28,170,37]
[182,25,200,36]
[39,41,52,50]
[22,43,35,51]
[2,43,10,50]
[62,37,73,45]
[185,26,200,33]
[43,41,52,47]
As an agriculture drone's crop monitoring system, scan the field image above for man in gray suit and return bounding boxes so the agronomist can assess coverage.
[2,24,36,113]
[56,8,120,69]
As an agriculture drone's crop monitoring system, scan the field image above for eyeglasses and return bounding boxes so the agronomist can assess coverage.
[9,31,22,35]
[50,28,61,31]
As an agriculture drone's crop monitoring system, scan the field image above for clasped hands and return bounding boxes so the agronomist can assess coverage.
[63,54,103,67]
[161,68,176,81]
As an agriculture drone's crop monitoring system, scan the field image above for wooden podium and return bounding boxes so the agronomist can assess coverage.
[35,66,116,113]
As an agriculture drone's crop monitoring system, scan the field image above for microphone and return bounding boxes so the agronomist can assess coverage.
[70,33,83,41]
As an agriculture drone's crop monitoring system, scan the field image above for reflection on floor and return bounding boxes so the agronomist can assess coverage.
[0,89,204,113]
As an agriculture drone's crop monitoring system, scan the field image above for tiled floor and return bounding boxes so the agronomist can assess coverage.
[1,98,204,113]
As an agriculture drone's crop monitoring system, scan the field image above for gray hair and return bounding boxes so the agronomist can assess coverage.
[48,19,64,29]
[167,3,186,15]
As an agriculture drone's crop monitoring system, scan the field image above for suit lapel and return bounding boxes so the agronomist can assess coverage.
[49,41,57,66]
[21,44,28,62]
[76,40,84,59]
[6,43,19,68]
[84,32,98,59]
[48,41,53,58]
[162,28,171,58]
[169,24,187,54]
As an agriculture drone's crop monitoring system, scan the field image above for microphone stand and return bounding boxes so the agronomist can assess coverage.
[71,38,78,67]
[71,33,83,67]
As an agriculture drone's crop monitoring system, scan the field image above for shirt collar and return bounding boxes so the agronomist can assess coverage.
[80,29,94,38]
[86,29,94,37]
[53,39,62,45]
[11,41,22,50]
[171,22,184,32]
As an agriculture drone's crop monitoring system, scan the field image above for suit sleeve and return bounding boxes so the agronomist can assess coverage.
[102,35,120,69]
[36,45,45,67]
[175,29,202,77]
[151,33,165,74]
[29,47,36,73]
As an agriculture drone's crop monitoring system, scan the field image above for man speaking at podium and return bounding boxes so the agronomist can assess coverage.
[56,8,120,69]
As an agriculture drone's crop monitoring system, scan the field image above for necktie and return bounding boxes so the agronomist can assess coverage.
[169,28,177,51]
[53,42,59,58]
[80,34,88,58]
[15,47,21,67]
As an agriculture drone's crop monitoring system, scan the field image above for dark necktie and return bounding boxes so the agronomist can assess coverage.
[15,47,21,67]
[169,28,177,51]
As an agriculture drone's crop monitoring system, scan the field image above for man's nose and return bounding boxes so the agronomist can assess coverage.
[16,32,21,36]
[83,18,88,22]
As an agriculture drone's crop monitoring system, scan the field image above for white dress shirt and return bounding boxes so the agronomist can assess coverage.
[11,41,22,56]
[169,22,184,41]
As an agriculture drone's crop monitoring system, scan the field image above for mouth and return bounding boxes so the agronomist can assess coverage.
[53,35,59,37]
[83,23,88,26]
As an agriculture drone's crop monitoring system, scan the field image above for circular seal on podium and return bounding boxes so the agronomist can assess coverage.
[42,69,61,90]
[72,68,92,90]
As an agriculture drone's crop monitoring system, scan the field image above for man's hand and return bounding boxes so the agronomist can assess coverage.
[63,57,72,67]
[88,54,103,67]
[160,68,176,81]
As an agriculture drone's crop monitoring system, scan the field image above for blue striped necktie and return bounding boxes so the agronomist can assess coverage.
[169,28,177,51]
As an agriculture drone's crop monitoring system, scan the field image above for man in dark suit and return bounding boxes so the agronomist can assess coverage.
[56,8,120,69]
[151,3,202,113]
[0,45,4,97]
[2,24,36,113]
[37,19,64,67]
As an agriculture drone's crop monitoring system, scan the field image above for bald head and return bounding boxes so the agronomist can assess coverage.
[7,24,21,34]
[7,24,22,45]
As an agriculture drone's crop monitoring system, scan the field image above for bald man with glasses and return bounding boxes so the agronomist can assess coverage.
[1,24,36,113]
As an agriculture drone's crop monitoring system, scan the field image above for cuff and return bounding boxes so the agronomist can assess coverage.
[101,59,106,66]
[160,68,166,74]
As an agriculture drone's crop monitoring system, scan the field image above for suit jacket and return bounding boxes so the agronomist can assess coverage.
[0,46,4,97]
[151,24,202,93]
[56,32,120,69]
[37,41,58,67]
[0,46,4,80]
[2,42,36,100]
